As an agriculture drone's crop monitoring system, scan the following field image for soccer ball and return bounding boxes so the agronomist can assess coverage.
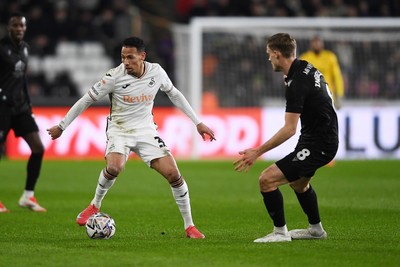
[85,212,116,239]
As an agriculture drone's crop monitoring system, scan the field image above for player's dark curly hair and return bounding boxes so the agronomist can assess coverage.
[122,37,145,52]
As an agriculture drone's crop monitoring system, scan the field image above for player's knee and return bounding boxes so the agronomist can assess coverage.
[29,138,44,154]
[289,182,309,193]
[33,144,45,154]
[165,169,180,182]
[258,174,275,191]
[106,164,124,178]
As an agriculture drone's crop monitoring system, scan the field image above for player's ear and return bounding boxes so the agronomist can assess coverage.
[141,51,146,60]
[276,51,283,60]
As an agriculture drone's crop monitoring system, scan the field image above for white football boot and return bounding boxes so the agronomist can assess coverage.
[289,225,327,240]
[254,226,292,243]
[19,196,47,212]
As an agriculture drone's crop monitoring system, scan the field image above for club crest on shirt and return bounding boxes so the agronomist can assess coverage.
[148,77,155,87]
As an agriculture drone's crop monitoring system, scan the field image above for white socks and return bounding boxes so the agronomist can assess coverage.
[21,190,34,200]
[91,169,116,209]
[274,225,289,235]
[23,190,34,199]
[309,222,325,233]
[171,179,194,229]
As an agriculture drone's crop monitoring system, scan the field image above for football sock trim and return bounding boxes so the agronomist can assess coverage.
[92,169,116,208]
[103,168,117,180]
[169,175,184,188]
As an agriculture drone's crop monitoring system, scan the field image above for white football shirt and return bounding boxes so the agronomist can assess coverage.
[89,62,173,134]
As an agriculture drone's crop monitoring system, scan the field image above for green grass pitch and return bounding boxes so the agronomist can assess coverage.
[1,159,399,267]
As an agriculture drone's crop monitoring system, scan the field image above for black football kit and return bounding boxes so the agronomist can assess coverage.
[276,59,339,181]
[0,35,38,143]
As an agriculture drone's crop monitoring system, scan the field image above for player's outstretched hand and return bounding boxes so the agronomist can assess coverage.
[46,125,63,140]
[196,122,216,142]
[233,148,259,172]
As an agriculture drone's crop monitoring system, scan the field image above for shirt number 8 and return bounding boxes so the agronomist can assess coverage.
[296,148,310,161]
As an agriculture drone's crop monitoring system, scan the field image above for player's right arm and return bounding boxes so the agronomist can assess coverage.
[46,93,95,139]
[47,68,117,139]
[234,112,299,172]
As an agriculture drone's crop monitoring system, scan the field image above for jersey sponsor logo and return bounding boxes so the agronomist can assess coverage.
[122,94,154,104]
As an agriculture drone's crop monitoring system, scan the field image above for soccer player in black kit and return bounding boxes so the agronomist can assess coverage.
[234,33,338,242]
[0,12,46,212]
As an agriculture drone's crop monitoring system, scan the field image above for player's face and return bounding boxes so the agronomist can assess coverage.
[8,16,26,43]
[121,46,146,77]
[266,46,282,72]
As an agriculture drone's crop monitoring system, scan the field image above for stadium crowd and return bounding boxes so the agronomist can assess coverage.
[0,0,399,105]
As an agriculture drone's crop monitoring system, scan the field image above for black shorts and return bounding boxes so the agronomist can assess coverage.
[275,143,338,182]
[0,109,39,143]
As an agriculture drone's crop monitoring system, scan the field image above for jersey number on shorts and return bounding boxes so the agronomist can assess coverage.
[154,136,166,148]
[297,148,310,161]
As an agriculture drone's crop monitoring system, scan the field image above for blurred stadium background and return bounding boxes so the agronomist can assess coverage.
[1,0,400,160]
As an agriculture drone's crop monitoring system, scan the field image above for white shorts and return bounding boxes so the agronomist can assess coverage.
[105,129,171,166]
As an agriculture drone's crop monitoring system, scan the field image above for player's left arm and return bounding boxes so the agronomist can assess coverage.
[165,86,215,141]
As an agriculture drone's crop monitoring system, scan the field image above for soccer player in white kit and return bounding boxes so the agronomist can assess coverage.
[47,37,215,238]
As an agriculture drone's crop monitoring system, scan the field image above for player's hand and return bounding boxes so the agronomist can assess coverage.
[46,125,63,140]
[233,148,259,172]
[334,95,343,110]
[196,122,216,142]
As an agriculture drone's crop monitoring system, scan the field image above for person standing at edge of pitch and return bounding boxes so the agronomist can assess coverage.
[300,35,344,110]
[234,33,338,243]
[0,12,46,213]
[47,36,216,239]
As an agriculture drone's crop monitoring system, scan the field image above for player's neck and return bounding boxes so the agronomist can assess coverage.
[282,58,295,76]
[133,62,145,78]
[9,34,22,47]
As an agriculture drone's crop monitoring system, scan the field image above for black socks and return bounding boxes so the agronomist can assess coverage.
[261,189,286,227]
[295,185,321,224]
